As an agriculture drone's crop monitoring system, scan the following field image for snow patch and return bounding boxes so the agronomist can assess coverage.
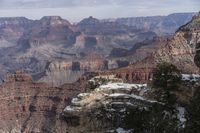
[77,93,90,97]
[64,106,74,112]
[116,127,133,133]
[96,83,147,91]
[182,74,200,81]
[177,106,186,128]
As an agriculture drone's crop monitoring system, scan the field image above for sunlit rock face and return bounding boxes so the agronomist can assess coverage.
[154,13,200,73]
[194,12,200,68]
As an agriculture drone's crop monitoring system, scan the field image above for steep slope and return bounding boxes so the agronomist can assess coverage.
[154,12,200,73]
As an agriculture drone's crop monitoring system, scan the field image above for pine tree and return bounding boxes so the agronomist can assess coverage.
[152,62,181,105]
[185,86,200,133]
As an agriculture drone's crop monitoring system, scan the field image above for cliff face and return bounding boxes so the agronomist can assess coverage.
[0,71,87,133]
[154,13,200,73]
[38,54,130,86]
[100,56,156,84]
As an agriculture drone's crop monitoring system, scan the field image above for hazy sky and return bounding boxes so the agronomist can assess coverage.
[0,0,199,22]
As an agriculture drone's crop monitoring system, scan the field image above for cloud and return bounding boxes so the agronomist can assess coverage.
[0,0,199,9]
[0,0,199,22]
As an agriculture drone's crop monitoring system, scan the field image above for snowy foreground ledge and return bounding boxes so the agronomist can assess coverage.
[64,75,160,113]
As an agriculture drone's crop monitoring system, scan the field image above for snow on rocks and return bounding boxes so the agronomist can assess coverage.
[64,75,157,115]
[107,127,133,133]
[116,127,133,133]
[96,83,147,92]
[182,74,200,82]
[177,106,186,128]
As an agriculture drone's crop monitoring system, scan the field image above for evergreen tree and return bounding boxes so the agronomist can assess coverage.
[185,86,200,133]
[123,105,178,133]
[152,62,181,105]
[150,62,180,132]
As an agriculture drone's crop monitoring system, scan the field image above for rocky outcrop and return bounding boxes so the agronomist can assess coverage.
[63,75,158,132]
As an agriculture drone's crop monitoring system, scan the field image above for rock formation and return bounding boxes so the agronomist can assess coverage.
[154,12,200,73]
[63,75,158,132]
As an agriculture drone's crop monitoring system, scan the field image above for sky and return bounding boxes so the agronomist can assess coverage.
[0,0,199,22]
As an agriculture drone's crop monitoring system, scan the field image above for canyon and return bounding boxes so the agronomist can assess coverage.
[0,13,195,86]
[0,12,199,133]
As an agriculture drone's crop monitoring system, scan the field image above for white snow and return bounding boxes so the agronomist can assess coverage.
[116,127,133,133]
[177,106,186,128]
[109,93,145,100]
[89,75,119,82]
[77,93,90,97]
[71,98,79,104]
[64,106,74,112]
[109,93,127,97]
[182,74,200,81]
[96,83,147,91]
[108,93,158,103]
